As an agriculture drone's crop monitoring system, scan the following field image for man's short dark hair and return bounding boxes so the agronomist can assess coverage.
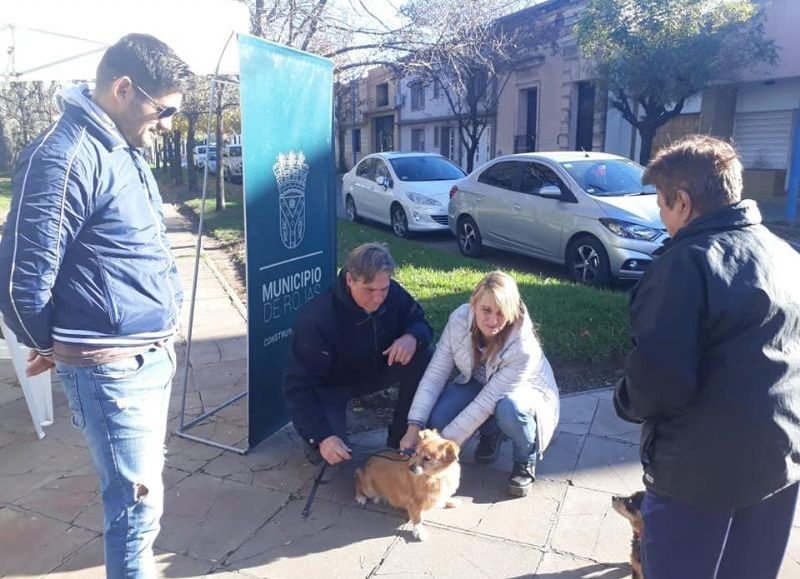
[96,33,193,95]
[345,243,396,282]
[643,135,743,215]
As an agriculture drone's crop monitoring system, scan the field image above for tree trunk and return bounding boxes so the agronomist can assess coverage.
[465,143,477,173]
[251,0,264,37]
[154,140,161,171]
[462,126,478,173]
[0,117,9,171]
[168,132,180,183]
[172,129,183,185]
[337,123,346,172]
[187,116,197,192]
[638,126,657,166]
[215,90,226,212]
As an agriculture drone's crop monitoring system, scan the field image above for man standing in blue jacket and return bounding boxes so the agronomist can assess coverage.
[284,243,434,465]
[0,34,192,579]
[615,135,800,579]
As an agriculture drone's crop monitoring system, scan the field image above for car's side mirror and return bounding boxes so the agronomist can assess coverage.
[539,184,562,198]
[376,175,391,189]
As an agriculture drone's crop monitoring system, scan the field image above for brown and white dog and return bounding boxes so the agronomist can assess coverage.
[611,491,645,579]
[355,429,461,540]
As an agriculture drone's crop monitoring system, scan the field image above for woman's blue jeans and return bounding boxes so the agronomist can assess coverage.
[427,380,538,465]
[55,341,176,579]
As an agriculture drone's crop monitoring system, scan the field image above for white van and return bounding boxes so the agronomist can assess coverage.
[223,144,243,182]
[193,145,217,171]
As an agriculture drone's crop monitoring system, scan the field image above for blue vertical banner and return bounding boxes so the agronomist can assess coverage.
[238,34,336,448]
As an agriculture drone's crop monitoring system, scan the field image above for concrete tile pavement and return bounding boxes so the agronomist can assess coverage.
[1,203,799,578]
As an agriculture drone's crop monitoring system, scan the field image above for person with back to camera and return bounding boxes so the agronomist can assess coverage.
[614,134,800,579]
[399,270,560,497]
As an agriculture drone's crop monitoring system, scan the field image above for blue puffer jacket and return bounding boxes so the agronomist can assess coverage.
[0,85,182,354]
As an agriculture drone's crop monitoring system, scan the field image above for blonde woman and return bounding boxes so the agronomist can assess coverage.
[399,271,560,496]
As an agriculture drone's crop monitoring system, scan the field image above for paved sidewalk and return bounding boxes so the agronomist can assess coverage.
[1,204,799,578]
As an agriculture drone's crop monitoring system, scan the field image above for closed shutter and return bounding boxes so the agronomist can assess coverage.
[732,111,793,170]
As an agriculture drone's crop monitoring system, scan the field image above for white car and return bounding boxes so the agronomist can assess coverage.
[223,144,242,182]
[193,145,216,170]
[449,151,669,285]
[342,152,466,237]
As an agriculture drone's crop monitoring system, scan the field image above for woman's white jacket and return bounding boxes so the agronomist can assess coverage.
[408,304,560,453]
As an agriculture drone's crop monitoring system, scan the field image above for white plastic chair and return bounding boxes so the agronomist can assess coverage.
[0,317,53,439]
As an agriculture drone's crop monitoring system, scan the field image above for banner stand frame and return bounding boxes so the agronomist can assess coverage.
[174,31,248,455]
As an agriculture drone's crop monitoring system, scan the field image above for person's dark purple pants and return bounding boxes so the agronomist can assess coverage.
[642,482,799,579]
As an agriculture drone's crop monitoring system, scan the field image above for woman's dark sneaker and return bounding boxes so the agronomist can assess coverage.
[474,431,503,464]
[507,462,535,496]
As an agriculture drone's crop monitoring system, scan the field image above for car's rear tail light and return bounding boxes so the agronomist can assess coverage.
[449,185,458,199]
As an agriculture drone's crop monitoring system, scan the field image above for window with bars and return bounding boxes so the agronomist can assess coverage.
[410,84,426,110]
[376,83,389,107]
[411,128,425,151]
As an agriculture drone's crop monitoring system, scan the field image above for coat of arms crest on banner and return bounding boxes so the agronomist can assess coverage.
[273,151,309,249]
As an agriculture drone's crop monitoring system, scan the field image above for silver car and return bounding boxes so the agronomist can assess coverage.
[448,152,669,285]
[343,152,466,237]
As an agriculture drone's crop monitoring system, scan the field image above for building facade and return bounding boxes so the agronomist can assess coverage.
[336,0,797,205]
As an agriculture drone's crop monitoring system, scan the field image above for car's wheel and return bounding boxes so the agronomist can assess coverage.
[457,215,483,257]
[391,204,409,238]
[345,195,358,223]
[567,235,611,286]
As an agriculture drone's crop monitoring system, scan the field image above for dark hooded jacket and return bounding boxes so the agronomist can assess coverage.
[615,201,800,508]
[283,269,433,445]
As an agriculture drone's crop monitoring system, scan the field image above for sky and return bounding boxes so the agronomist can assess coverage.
[334,0,404,31]
[0,0,408,82]
[1,0,250,80]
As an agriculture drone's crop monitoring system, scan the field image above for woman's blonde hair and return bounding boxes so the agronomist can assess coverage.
[469,271,526,365]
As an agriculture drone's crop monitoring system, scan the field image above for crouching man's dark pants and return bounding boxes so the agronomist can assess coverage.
[316,344,434,449]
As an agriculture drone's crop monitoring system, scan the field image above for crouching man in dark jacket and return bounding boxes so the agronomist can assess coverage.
[615,135,800,579]
[284,243,434,465]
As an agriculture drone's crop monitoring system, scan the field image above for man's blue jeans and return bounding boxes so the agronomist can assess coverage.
[55,341,176,579]
[427,380,538,465]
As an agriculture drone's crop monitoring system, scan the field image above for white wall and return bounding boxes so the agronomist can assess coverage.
[397,77,454,121]
[736,78,800,113]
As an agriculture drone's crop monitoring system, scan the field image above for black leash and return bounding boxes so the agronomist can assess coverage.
[302,461,328,518]
[301,445,413,519]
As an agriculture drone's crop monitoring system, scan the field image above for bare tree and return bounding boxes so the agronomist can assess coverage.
[237,0,416,180]
[0,116,9,171]
[240,0,415,72]
[333,79,364,172]
[179,76,213,193]
[0,80,60,169]
[212,76,240,211]
[397,0,562,172]
[236,0,565,173]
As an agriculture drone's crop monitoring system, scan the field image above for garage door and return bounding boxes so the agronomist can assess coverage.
[732,110,794,170]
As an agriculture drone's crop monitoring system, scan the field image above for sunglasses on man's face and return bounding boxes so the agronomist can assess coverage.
[133,83,178,120]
